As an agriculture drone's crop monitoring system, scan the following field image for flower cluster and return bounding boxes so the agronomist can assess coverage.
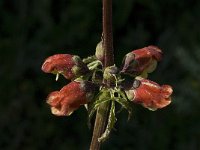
[121,46,173,110]
[42,54,96,116]
[41,42,173,141]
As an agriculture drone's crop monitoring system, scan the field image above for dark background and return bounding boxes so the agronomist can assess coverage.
[0,0,200,150]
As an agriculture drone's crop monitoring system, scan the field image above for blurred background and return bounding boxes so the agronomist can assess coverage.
[0,0,200,149]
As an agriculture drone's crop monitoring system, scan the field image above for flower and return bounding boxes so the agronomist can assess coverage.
[41,54,89,80]
[46,80,96,116]
[125,77,173,110]
[121,46,162,77]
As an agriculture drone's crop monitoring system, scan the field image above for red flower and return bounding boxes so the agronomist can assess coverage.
[46,80,96,116]
[41,54,89,80]
[121,46,162,77]
[125,77,173,110]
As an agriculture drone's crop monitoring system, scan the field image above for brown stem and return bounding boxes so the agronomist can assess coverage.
[90,0,114,150]
[102,0,114,66]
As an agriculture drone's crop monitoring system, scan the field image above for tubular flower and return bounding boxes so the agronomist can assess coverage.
[41,54,89,80]
[47,80,96,116]
[125,77,173,111]
[121,46,162,77]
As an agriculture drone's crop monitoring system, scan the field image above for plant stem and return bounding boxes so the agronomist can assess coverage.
[102,0,114,67]
[90,0,114,150]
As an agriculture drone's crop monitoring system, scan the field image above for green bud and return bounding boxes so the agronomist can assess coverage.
[103,65,118,81]
[95,41,104,63]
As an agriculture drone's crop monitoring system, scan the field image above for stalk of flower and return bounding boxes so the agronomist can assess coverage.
[121,46,162,78]
[41,54,89,80]
[46,80,97,116]
[125,76,173,111]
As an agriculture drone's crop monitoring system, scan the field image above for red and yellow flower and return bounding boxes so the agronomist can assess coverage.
[47,80,96,116]
[42,54,89,80]
[125,77,173,110]
[121,46,162,77]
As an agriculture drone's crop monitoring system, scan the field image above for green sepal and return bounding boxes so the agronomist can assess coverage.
[118,90,128,100]
[82,55,97,64]
[139,70,148,78]
[87,60,102,70]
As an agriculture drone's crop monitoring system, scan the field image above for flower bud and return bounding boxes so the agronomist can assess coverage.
[121,46,162,77]
[41,54,89,80]
[125,77,173,110]
[103,65,118,81]
[95,41,104,63]
[46,80,97,116]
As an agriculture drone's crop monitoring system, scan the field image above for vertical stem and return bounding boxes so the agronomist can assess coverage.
[90,0,114,150]
[103,0,114,66]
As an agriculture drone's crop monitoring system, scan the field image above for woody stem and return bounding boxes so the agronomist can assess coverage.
[90,0,114,150]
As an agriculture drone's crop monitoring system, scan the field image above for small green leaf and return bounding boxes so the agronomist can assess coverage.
[87,60,102,70]
[98,100,117,142]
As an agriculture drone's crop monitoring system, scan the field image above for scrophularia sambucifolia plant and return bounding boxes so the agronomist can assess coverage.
[41,0,173,148]
[41,43,173,141]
